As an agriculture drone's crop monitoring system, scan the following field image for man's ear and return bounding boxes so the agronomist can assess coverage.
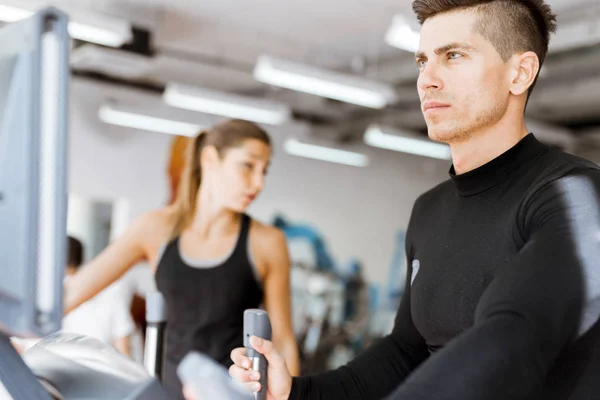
[509,51,539,96]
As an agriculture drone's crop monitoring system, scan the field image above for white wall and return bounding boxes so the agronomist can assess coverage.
[66,194,112,263]
[68,78,450,287]
[68,79,172,221]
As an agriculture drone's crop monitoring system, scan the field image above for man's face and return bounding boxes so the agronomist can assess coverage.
[416,10,511,143]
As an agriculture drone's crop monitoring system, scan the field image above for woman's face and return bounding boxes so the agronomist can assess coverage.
[203,139,271,212]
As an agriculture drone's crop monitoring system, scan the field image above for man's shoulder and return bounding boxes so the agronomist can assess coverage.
[406,179,454,235]
[530,147,600,191]
[518,149,600,223]
[544,147,599,171]
[414,178,455,209]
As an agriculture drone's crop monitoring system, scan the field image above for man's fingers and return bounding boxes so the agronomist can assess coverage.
[182,385,198,400]
[229,365,261,382]
[249,336,284,366]
[230,347,253,369]
[244,382,261,393]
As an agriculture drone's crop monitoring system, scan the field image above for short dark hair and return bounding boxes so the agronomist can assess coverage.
[67,236,84,267]
[412,0,557,99]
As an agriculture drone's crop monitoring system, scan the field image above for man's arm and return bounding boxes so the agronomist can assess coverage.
[113,335,131,356]
[108,285,136,357]
[385,169,600,400]
[289,250,429,400]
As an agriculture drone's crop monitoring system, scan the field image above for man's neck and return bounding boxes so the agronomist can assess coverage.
[450,119,529,175]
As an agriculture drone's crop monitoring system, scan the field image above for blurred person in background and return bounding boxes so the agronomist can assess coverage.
[62,235,135,356]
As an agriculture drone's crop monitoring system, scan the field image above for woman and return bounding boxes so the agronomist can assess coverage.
[64,119,300,399]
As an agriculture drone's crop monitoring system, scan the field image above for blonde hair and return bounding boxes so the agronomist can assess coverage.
[170,119,271,238]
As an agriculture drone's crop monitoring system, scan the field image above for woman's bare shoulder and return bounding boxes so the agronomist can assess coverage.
[250,218,288,254]
[130,206,178,241]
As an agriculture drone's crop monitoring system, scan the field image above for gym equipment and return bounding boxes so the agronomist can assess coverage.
[0,5,69,342]
[0,8,172,399]
[21,333,169,399]
[144,291,168,382]
[243,309,272,400]
[363,230,407,345]
[274,215,373,374]
[16,293,175,400]
[273,215,335,273]
[177,352,252,400]
[176,309,270,400]
[0,7,70,400]
[385,230,407,311]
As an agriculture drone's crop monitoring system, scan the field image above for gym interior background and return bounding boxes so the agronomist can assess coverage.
[5,0,600,374]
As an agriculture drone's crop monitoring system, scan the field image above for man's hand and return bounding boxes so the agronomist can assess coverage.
[182,385,197,400]
[229,336,292,400]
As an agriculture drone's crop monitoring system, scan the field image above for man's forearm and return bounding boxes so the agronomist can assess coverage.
[385,314,546,400]
[289,334,427,400]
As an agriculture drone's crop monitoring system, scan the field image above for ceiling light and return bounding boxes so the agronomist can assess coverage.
[284,138,369,167]
[70,44,153,79]
[98,104,202,137]
[0,4,31,21]
[253,55,397,109]
[385,14,420,53]
[0,2,132,47]
[67,19,130,48]
[548,17,600,53]
[163,83,291,125]
[364,124,451,160]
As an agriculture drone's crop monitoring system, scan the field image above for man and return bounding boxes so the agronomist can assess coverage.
[62,236,135,356]
[228,0,600,399]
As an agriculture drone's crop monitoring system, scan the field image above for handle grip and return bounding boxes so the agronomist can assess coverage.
[243,309,272,400]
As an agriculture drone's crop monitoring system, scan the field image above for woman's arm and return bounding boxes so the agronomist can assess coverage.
[64,210,166,314]
[260,228,301,376]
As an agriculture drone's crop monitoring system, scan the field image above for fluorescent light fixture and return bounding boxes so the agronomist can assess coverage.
[549,18,600,53]
[284,138,369,167]
[163,83,291,125]
[68,20,130,48]
[0,4,31,21]
[98,104,202,136]
[364,124,451,160]
[385,14,420,53]
[253,55,397,109]
[71,44,153,79]
[38,26,61,314]
[0,3,132,47]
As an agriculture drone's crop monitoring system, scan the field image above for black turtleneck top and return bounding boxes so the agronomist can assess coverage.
[290,134,600,400]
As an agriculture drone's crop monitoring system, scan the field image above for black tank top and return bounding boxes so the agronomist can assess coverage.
[155,213,263,399]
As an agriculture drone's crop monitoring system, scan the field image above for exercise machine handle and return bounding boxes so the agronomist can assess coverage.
[143,291,167,382]
[243,309,272,400]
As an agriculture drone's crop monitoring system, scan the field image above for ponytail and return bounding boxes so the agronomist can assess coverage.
[170,130,207,239]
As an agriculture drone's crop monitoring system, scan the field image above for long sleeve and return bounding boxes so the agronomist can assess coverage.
[289,239,430,400]
[385,168,600,400]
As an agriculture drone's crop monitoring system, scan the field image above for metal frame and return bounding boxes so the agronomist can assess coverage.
[0,6,70,400]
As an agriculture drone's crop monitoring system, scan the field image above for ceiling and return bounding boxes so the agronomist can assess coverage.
[19,0,600,144]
